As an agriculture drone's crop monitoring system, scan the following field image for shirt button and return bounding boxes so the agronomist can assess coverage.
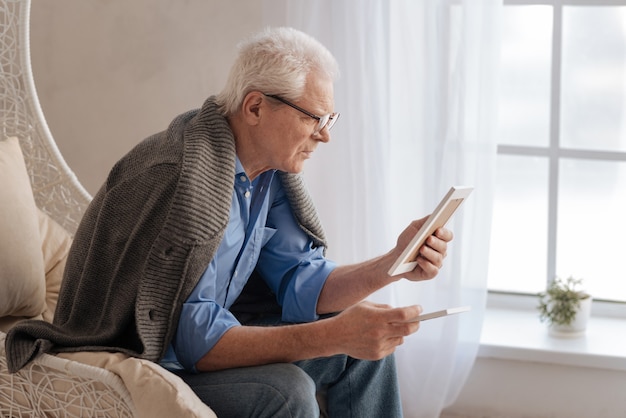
[244,191,251,198]
[240,175,247,182]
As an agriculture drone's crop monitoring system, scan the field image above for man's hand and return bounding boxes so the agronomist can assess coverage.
[326,301,423,360]
[391,216,454,281]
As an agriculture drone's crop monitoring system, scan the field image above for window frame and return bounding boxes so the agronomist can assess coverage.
[492,0,626,310]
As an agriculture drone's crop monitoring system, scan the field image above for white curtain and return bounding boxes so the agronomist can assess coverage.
[263,1,501,416]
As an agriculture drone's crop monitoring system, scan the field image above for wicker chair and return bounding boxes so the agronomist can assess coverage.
[0,1,214,416]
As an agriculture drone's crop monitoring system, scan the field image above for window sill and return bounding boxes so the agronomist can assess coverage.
[478,296,626,372]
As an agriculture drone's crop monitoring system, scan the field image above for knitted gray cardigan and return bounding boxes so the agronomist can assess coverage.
[5,97,327,373]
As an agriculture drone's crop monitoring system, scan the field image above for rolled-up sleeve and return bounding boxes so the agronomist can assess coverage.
[172,300,240,373]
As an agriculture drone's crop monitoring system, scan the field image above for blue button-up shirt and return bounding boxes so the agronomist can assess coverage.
[161,158,336,372]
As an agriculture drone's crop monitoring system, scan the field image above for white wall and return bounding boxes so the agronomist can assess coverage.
[27,2,626,417]
[30,0,263,195]
[442,357,626,418]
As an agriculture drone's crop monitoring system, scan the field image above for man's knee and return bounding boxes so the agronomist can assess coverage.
[255,364,319,418]
[177,363,319,418]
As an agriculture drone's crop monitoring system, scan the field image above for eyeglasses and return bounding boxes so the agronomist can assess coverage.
[264,93,340,134]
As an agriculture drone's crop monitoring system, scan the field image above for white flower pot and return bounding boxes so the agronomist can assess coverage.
[549,296,592,338]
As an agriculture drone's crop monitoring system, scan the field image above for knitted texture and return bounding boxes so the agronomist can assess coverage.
[5,97,327,373]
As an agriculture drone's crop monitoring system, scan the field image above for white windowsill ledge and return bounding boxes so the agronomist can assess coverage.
[478,299,626,372]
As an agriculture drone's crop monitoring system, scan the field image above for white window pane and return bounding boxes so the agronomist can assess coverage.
[498,6,552,147]
[488,155,549,293]
[561,6,626,152]
[557,159,626,301]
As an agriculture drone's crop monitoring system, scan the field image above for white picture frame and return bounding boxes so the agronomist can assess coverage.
[388,186,474,276]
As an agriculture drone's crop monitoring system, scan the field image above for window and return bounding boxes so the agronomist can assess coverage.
[488,1,626,303]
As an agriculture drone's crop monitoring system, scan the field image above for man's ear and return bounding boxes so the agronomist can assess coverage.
[241,91,264,126]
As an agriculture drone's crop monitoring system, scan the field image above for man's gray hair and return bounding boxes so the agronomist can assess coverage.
[215,27,340,116]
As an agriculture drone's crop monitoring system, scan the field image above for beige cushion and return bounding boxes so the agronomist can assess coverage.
[0,207,72,332]
[0,137,46,318]
[59,351,217,418]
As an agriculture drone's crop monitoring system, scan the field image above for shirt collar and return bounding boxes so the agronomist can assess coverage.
[235,156,247,180]
[234,156,277,183]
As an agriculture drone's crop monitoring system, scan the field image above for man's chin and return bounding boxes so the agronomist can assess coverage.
[282,161,306,174]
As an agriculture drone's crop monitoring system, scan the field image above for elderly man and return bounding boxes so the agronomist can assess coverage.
[7,27,452,417]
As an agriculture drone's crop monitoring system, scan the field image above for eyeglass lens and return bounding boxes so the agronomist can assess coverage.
[316,113,339,134]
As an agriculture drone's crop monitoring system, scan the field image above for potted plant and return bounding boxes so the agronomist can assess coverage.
[537,276,592,337]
